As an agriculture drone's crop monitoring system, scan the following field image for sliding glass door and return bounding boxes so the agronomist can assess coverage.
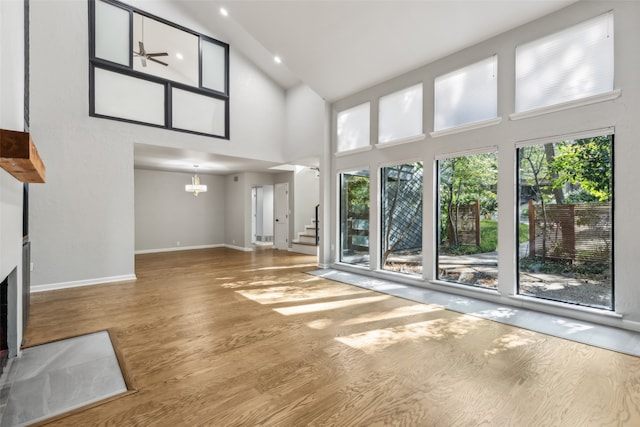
[339,170,370,266]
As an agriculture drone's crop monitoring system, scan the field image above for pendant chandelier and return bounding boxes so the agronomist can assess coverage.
[185,165,207,197]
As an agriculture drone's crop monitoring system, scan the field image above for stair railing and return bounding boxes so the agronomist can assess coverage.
[315,204,320,245]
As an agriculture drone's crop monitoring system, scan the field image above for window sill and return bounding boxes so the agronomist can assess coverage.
[510,89,622,121]
[508,294,621,318]
[429,279,501,295]
[375,134,426,149]
[335,145,373,157]
[429,117,502,138]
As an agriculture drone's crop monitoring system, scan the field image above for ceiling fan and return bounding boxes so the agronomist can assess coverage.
[134,41,168,67]
[134,16,168,67]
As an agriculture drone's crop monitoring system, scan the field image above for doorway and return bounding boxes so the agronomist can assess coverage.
[274,182,289,250]
[251,185,274,245]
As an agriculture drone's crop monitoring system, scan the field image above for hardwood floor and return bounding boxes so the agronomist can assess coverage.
[24,247,640,426]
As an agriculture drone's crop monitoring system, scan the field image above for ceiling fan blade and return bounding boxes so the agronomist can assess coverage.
[141,57,147,67]
[138,41,146,55]
[146,52,168,57]
[148,57,168,66]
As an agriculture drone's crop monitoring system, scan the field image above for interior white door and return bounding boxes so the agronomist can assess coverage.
[274,182,289,250]
[251,187,257,244]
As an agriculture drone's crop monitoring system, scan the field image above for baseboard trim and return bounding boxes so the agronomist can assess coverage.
[224,244,253,252]
[31,274,137,293]
[135,244,225,254]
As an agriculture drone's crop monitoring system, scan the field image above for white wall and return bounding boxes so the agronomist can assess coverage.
[293,167,319,237]
[28,0,288,287]
[0,0,25,356]
[134,169,225,252]
[285,84,324,245]
[224,174,245,249]
[329,1,640,330]
[285,84,326,163]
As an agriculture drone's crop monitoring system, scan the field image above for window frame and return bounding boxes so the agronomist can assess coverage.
[88,0,230,139]
[513,12,615,117]
[335,102,371,155]
[377,83,424,145]
[515,128,615,311]
[432,55,500,134]
[338,168,372,267]
[434,147,500,290]
[379,160,424,276]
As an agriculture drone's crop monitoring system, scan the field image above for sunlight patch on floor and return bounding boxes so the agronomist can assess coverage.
[236,284,369,305]
[341,304,444,326]
[274,295,390,316]
[484,330,540,356]
[243,263,319,272]
[335,314,484,354]
[305,304,444,330]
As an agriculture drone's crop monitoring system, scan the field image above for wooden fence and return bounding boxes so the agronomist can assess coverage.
[447,200,480,247]
[527,199,611,263]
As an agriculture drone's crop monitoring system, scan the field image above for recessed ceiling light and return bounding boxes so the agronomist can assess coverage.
[175,52,184,60]
[274,56,282,64]
[220,7,228,17]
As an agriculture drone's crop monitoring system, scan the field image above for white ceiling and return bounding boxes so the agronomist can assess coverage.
[134,143,286,174]
[135,0,577,174]
[220,0,577,102]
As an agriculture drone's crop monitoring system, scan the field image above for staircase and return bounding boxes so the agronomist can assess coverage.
[291,216,319,256]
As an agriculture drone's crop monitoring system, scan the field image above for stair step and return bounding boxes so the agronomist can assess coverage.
[297,235,318,244]
[292,240,318,247]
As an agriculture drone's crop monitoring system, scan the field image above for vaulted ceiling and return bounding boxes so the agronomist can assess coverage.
[180,0,577,102]
[134,0,577,174]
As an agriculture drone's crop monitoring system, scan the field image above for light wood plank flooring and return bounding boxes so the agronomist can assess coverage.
[24,248,640,426]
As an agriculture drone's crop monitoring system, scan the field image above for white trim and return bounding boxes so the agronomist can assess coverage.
[289,244,319,256]
[375,133,425,149]
[515,127,615,148]
[336,165,371,176]
[135,244,224,254]
[434,145,499,161]
[621,319,640,333]
[334,145,373,157]
[31,274,137,293]
[429,279,500,296]
[510,89,621,121]
[509,294,622,319]
[378,156,424,170]
[430,117,502,139]
[225,244,253,252]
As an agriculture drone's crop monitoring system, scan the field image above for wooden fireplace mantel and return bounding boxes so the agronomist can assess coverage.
[0,129,46,183]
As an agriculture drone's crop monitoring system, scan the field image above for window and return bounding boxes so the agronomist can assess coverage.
[94,0,129,66]
[337,103,370,153]
[132,12,199,87]
[437,151,498,288]
[381,162,423,275]
[90,0,229,138]
[378,84,423,143]
[515,12,614,113]
[517,132,613,310]
[434,56,498,132]
[340,170,370,266]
